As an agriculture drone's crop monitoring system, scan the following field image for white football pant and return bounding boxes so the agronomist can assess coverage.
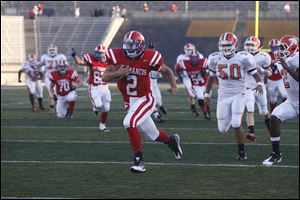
[267,79,287,104]
[150,79,163,107]
[271,99,299,122]
[56,90,77,118]
[88,84,111,112]
[217,93,246,133]
[245,86,268,116]
[26,79,43,98]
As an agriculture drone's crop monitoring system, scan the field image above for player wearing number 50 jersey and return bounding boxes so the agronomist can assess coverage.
[39,44,68,113]
[49,64,82,119]
[102,30,182,173]
[72,44,111,132]
[204,32,264,161]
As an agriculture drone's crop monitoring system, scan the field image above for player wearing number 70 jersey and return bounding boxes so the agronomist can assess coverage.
[39,44,68,113]
[204,32,264,161]
[49,64,82,119]
[72,44,111,132]
[102,30,183,173]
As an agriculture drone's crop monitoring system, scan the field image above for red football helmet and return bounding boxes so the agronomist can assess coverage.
[184,43,196,56]
[94,44,107,62]
[244,36,261,54]
[280,35,299,56]
[218,32,238,57]
[57,64,68,75]
[47,44,58,57]
[268,39,289,59]
[122,31,145,59]
[27,53,37,67]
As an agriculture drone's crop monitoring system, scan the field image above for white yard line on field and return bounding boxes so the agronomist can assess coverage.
[1,160,298,169]
[1,125,299,132]
[1,139,298,146]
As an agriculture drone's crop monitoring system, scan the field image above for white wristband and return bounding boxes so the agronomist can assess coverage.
[256,82,264,86]
[204,93,210,98]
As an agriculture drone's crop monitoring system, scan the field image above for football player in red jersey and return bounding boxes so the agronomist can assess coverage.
[49,64,82,119]
[177,50,211,120]
[102,30,183,173]
[72,44,111,132]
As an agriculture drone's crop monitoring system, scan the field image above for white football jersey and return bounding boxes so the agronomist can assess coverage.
[40,53,67,77]
[280,52,299,103]
[245,51,271,89]
[20,62,42,81]
[207,51,257,98]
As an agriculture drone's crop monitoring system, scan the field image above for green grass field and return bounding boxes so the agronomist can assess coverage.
[1,85,299,199]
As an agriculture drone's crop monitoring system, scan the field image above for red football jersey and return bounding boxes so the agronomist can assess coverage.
[49,69,78,96]
[83,54,108,85]
[180,58,208,86]
[267,51,282,81]
[106,48,163,100]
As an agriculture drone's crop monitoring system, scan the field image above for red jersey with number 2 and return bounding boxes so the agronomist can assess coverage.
[83,54,108,86]
[105,48,163,102]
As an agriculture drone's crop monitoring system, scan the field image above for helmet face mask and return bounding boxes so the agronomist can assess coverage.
[218,32,238,57]
[280,35,299,57]
[122,31,145,59]
[47,44,58,57]
[94,44,106,62]
[273,44,289,59]
[218,42,235,57]
[244,36,261,54]
[189,50,199,67]
[184,43,195,56]
[27,54,37,68]
[57,65,67,75]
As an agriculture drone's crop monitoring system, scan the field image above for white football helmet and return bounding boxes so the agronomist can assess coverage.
[27,54,37,68]
[94,44,107,62]
[218,32,238,57]
[184,43,196,56]
[47,44,58,57]
[244,36,261,54]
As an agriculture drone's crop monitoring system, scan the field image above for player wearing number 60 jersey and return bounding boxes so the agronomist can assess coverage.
[204,32,264,161]
[72,44,111,132]
[102,30,182,173]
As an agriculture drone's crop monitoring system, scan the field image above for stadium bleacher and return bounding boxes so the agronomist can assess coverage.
[36,17,112,62]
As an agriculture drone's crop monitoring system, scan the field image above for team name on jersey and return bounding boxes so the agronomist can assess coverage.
[128,67,147,76]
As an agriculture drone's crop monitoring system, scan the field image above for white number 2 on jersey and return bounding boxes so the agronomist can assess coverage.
[126,75,137,96]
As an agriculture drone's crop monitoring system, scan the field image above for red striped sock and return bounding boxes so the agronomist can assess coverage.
[126,127,142,152]
[156,130,171,144]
